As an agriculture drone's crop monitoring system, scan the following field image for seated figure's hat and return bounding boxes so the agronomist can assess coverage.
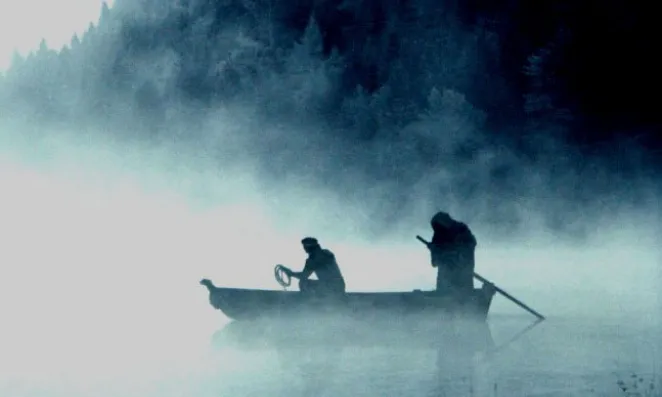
[301,237,319,247]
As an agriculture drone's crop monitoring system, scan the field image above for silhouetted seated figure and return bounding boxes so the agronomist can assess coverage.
[283,237,346,297]
[428,212,477,299]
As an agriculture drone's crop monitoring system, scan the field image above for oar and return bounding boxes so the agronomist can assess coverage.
[415,235,545,321]
[488,318,545,356]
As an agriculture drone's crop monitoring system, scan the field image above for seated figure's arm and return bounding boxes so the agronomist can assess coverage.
[289,260,314,280]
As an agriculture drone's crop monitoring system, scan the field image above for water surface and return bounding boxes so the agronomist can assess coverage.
[2,313,656,397]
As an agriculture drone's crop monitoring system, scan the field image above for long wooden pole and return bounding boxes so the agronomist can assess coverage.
[416,235,545,321]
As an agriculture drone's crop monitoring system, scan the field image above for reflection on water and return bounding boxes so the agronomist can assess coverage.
[209,315,660,397]
[0,315,658,397]
[210,315,496,396]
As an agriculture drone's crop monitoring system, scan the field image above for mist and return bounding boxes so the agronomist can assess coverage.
[0,0,660,396]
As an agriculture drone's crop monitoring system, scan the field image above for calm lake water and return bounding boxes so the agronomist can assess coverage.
[1,314,658,397]
[208,314,661,397]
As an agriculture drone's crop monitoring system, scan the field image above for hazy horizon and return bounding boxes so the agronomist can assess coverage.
[1,115,658,319]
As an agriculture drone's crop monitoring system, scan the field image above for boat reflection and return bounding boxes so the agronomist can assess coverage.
[210,316,498,396]
[212,313,494,350]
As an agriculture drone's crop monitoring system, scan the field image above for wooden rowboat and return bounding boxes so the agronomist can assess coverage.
[200,279,496,323]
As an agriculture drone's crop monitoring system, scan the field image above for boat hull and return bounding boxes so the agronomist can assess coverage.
[205,283,496,323]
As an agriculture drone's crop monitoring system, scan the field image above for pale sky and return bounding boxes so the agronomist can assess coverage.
[0,0,113,71]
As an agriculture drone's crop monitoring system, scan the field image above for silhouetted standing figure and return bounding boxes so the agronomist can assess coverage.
[429,212,477,298]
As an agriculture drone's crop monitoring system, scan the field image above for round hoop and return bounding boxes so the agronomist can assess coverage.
[274,264,292,288]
